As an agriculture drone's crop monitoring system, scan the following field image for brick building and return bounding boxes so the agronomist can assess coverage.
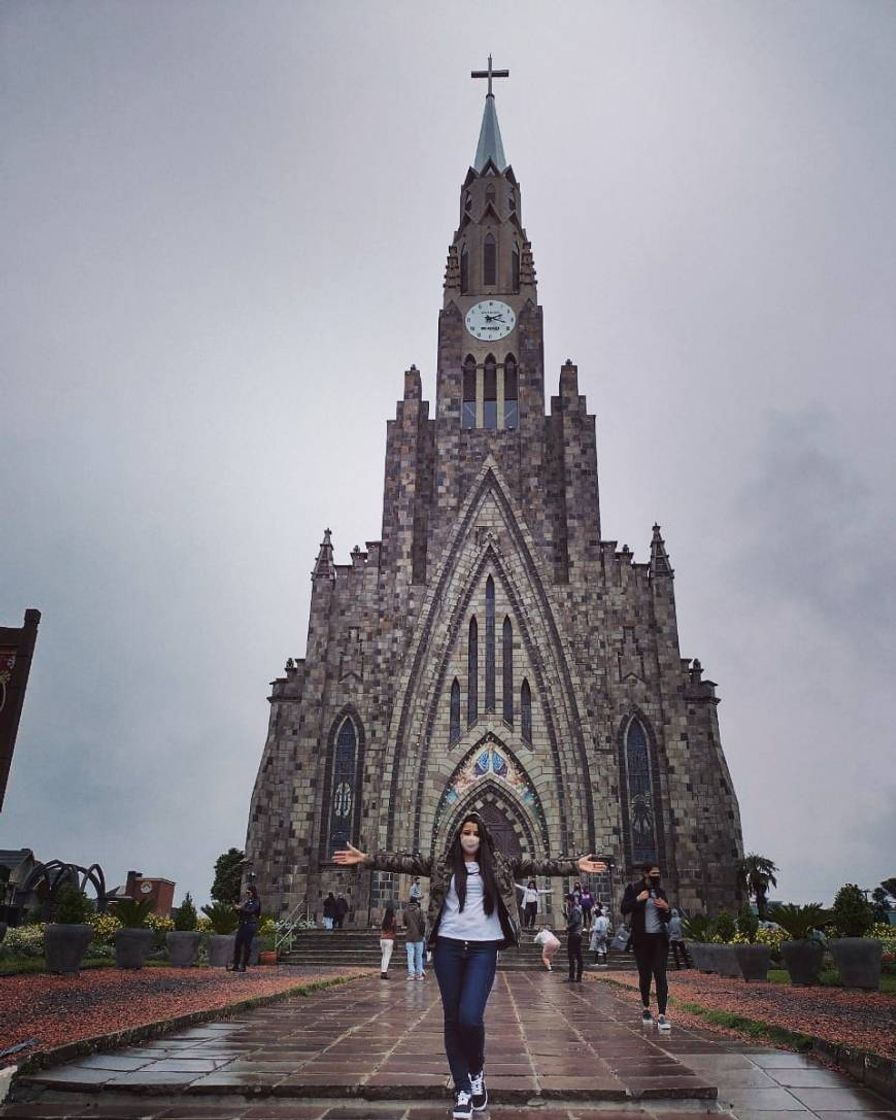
[246,71,743,925]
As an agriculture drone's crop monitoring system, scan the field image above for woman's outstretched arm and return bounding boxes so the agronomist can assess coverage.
[514,854,608,878]
[332,842,433,878]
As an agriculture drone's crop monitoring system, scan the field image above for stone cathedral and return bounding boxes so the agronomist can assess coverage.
[246,63,743,925]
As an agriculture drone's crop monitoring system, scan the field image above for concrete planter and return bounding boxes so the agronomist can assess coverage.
[207,933,236,967]
[166,930,201,968]
[780,938,824,985]
[734,943,773,982]
[114,927,155,970]
[828,938,882,990]
[688,942,711,971]
[44,923,92,975]
[714,944,741,978]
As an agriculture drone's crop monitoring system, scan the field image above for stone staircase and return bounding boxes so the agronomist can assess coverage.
[280,928,646,972]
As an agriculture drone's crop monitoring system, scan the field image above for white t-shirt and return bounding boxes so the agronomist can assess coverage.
[534,928,560,949]
[438,862,504,941]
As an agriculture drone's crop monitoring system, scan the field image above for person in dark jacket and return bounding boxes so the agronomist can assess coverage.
[230,883,261,972]
[334,893,348,929]
[404,898,427,979]
[564,891,584,982]
[322,892,336,931]
[334,813,606,1120]
[621,863,672,1029]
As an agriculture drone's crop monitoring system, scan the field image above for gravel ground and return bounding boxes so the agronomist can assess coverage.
[590,969,896,1059]
[0,966,370,1068]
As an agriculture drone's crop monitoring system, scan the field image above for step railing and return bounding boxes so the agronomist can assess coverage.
[274,897,311,952]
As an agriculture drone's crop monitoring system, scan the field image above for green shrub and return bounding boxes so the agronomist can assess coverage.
[201,900,238,934]
[88,912,122,945]
[736,903,759,943]
[714,910,737,943]
[831,883,875,938]
[772,903,829,941]
[1,923,46,957]
[113,898,154,929]
[55,885,92,924]
[174,893,198,931]
[682,913,714,942]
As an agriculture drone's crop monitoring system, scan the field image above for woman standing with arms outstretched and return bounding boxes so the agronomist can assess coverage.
[335,812,605,1119]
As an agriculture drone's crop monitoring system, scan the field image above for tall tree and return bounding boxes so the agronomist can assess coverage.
[738,853,779,920]
[211,848,245,905]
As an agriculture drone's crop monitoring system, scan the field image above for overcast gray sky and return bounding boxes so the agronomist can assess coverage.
[2,1,894,909]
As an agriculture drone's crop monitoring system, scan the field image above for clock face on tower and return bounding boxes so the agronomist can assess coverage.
[465,300,516,341]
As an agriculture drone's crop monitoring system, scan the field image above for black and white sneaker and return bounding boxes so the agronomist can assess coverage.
[657,1013,672,1031]
[469,1069,487,1111]
[452,1087,473,1118]
[641,1008,653,1025]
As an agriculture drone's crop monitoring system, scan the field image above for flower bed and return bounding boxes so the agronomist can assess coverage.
[590,968,896,1060]
[0,966,371,1068]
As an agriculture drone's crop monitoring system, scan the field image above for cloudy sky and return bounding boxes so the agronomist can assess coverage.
[2,1,894,909]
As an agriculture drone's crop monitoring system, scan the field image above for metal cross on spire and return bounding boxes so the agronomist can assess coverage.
[471,54,509,97]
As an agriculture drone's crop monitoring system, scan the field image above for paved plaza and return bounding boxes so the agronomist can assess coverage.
[3,972,894,1119]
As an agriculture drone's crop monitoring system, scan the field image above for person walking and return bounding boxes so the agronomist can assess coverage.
[334,893,348,929]
[379,904,397,978]
[621,863,672,1030]
[322,891,336,931]
[230,883,261,972]
[564,891,584,982]
[532,925,561,971]
[409,876,423,904]
[334,814,606,1119]
[514,879,552,930]
[405,898,426,979]
[589,905,610,966]
[668,908,688,969]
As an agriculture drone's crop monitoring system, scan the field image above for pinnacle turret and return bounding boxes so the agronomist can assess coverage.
[312,527,335,582]
[649,524,674,578]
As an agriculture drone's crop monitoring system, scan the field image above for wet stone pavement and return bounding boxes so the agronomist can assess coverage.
[3,972,895,1119]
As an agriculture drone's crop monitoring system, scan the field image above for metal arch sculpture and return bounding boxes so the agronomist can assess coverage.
[16,859,113,913]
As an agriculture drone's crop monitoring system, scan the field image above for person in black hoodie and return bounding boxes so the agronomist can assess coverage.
[621,863,672,1029]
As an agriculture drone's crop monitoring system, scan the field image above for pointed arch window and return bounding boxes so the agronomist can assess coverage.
[512,242,520,292]
[624,718,659,865]
[460,247,469,294]
[521,678,532,743]
[449,678,461,745]
[464,193,472,213]
[467,617,478,727]
[504,354,518,430]
[509,191,516,213]
[483,355,498,431]
[327,717,358,855]
[462,355,476,430]
[502,616,514,724]
[483,233,497,286]
[485,577,496,712]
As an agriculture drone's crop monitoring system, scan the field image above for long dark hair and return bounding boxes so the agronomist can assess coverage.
[381,905,396,933]
[447,812,499,915]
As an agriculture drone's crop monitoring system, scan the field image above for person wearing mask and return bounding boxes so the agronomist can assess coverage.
[380,904,397,978]
[514,878,552,930]
[404,898,427,979]
[564,891,584,983]
[230,883,261,973]
[409,876,423,903]
[334,815,605,1119]
[621,863,672,1029]
[589,905,610,966]
[579,884,595,931]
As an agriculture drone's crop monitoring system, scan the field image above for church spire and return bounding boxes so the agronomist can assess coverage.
[649,524,674,578]
[471,55,509,172]
[312,527,335,582]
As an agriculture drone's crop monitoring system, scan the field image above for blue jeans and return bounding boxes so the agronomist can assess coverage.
[433,937,500,1092]
[406,939,425,976]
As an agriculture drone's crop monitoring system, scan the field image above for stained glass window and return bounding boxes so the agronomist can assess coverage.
[460,247,469,294]
[467,617,478,727]
[483,356,497,431]
[502,616,513,725]
[462,355,476,430]
[625,718,658,864]
[328,717,357,854]
[512,243,520,291]
[504,354,518,430]
[521,678,532,743]
[485,577,495,711]
[449,678,461,745]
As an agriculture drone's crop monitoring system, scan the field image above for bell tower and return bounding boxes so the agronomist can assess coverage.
[438,57,541,439]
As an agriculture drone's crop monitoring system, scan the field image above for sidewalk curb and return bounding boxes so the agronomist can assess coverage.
[590,972,896,1103]
[10,969,373,1081]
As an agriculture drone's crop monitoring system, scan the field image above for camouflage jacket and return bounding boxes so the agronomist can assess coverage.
[363,850,582,949]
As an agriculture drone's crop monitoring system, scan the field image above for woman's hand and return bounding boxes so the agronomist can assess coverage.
[576,856,608,874]
[333,842,367,866]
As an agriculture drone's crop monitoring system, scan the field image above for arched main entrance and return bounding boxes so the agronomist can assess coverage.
[476,800,522,861]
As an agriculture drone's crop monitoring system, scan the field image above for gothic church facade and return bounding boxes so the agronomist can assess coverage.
[246,74,743,923]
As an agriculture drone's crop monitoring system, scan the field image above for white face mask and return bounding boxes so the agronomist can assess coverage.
[460,832,480,855]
